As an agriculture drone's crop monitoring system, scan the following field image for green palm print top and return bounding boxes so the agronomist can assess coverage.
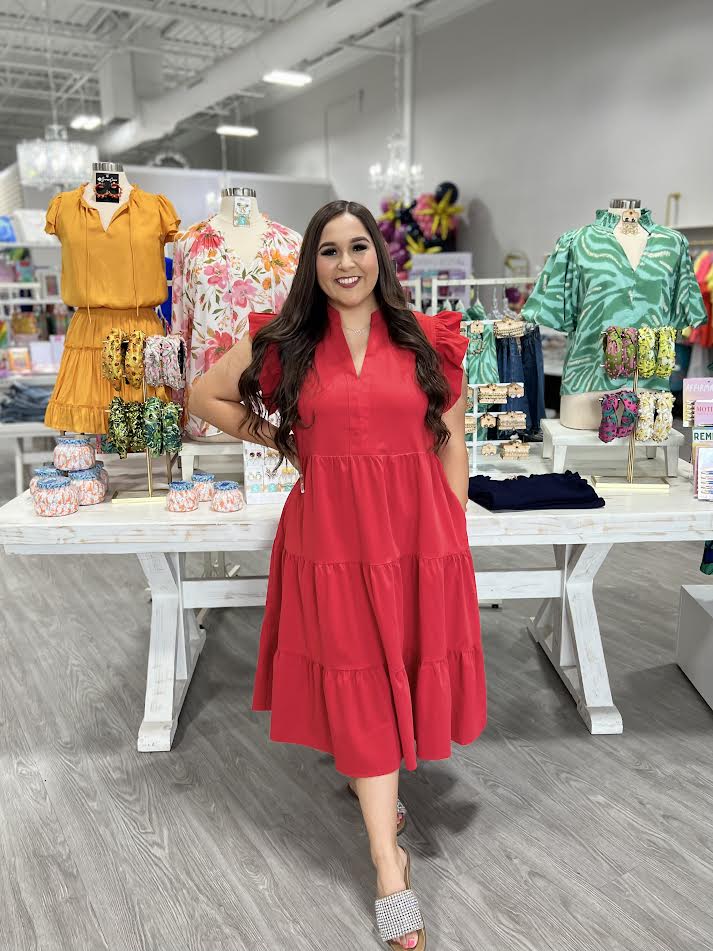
[521,210,707,395]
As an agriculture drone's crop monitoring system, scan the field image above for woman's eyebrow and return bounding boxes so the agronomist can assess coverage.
[318,235,372,251]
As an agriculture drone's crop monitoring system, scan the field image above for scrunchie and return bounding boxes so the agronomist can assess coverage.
[144,336,163,387]
[125,330,146,389]
[161,401,183,454]
[102,329,125,391]
[621,327,638,377]
[143,397,164,457]
[603,326,624,379]
[107,397,128,458]
[126,401,146,452]
[637,327,657,379]
[655,328,676,378]
[161,335,186,389]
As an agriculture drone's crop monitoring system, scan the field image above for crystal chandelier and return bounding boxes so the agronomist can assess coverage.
[368,134,423,205]
[16,0,98,189]
[17,124,98,189]
[368,31,423,204]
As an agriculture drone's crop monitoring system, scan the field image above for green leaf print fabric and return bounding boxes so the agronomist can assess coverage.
[521,210,707,395]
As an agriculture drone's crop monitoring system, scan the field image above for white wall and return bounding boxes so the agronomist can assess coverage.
[241,0,713,275]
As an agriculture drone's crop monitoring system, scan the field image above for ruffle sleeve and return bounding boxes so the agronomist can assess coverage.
[248,311,281,414]
[45,193,62,236]
[157,194,181,244]
[521,228,579,333]
[417,310,467,412]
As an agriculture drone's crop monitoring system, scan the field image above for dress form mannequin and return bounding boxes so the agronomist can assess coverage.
[82,161,132,232]
[560,198,649,429]
[212,187,268,261]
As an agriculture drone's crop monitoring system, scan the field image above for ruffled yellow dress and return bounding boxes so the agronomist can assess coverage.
[43,184,180,434]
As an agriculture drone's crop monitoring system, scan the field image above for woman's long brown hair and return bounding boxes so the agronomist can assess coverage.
[238,200,451,462]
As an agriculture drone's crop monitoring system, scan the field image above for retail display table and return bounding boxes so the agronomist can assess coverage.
[0,421,60,495]
[1,448,711,752]
[541,418,683,477]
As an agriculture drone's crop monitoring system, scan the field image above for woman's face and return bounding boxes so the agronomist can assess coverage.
[316,213,379,310]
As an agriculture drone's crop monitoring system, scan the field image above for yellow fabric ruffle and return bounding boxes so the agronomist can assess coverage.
[44,307,169,434]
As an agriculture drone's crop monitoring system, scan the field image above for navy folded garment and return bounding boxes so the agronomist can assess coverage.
[468,470,605,511]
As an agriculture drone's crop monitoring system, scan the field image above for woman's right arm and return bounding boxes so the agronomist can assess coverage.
[187,336,279,449]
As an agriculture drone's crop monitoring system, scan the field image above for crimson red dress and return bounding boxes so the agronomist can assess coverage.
[249,304,486,777]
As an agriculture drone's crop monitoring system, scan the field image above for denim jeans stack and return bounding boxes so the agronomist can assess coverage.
[495,326,545,440]
[0,381,54,423]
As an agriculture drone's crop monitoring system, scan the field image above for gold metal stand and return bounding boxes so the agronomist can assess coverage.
[592,366,670,493]
[109,379,174,504]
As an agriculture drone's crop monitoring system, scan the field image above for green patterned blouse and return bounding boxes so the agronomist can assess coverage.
[522,210,707,394]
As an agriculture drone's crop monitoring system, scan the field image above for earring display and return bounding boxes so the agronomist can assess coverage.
[477,383,509,404]
[243,426,300,504]
[500,436,530,459]
[498,411,527,431]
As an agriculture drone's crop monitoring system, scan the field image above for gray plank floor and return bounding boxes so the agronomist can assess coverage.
[1,449,713,951]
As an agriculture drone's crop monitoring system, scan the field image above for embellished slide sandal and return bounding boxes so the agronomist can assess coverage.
[347,782,407,836]
[374,846,427,949]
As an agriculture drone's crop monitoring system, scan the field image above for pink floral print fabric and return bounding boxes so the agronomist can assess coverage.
[171,216,302,438]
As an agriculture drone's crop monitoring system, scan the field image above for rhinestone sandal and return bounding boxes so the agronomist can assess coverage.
[374,846,426,949]
[347,782,407,835]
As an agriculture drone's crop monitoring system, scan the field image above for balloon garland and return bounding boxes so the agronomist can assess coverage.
[378,182,463,280]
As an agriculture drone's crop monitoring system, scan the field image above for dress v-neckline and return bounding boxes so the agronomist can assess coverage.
[328,304,380,380]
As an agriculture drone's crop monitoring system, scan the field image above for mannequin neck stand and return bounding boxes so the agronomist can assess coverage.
[213,195,268,261]
[83,171,132,231]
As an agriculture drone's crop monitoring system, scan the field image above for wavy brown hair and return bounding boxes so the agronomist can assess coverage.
[238,200,451,461]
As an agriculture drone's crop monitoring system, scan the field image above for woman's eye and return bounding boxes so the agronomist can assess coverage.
[320,248,337,256]
[352,243,368,252]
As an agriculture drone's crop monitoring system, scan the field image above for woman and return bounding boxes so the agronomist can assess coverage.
[189,200,486,949]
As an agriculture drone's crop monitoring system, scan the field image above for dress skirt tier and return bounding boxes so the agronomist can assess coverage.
[249,306,487,777]
[44,306,169,434]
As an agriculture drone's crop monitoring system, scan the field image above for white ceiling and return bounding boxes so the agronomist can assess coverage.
[0,0,491,167]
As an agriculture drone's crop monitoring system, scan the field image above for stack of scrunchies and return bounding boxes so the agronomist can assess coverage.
[102,397,183,458]
[101,331,185,391]
[603,326,677,379]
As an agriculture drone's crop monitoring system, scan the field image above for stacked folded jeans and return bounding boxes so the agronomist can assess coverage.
[0,381,54,422]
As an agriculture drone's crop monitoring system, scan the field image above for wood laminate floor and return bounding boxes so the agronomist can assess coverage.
[1,450,713,951]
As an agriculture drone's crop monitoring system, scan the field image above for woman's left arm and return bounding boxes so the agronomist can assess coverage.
[437,373,469,510]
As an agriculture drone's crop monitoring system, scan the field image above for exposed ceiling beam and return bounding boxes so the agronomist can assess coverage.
[0,16,226,57]
[0,86,100,104]
[102,0,425,155]
[79,0,272,30]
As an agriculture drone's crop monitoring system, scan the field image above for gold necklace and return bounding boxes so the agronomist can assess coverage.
[341,321,371,335]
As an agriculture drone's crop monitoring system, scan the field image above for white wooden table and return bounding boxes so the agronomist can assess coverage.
[178,437,244,481]
[541,418,684,477]
[0,421,60,495]
[1,449,710,751]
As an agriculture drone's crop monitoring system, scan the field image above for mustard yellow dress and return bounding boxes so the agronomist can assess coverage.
[44,184,180,434]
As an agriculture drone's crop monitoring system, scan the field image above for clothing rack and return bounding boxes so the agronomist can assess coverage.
[399,278,423,312]
[428,275,539,315]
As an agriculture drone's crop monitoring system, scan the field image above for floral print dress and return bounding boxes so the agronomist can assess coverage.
[171,216,301,438]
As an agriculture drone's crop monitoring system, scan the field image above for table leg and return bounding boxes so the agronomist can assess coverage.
[542,427,553,460]
[136,552,206,752]
[14,437,23,495]
[182,455,195,481]
[552,445,567,473]
[665,442,679,478]
[527,542,622,734]
[645,446,656,460]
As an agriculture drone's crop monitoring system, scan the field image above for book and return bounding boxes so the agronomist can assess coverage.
[683,379,713,427]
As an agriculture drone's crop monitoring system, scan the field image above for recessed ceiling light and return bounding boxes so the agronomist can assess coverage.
[262,69,312,87]
[216,124,259,137]
[70,114,102,130]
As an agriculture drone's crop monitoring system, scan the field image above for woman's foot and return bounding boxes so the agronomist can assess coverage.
[375,845,419,949]
[348,779,405,832]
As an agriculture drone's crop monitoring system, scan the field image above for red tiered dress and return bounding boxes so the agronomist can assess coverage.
[249,305,486,777]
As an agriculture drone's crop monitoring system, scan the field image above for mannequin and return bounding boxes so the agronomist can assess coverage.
[560,199,647,429]
[211,186,269,262]
[171,187,302,440]
[82,161,132,232]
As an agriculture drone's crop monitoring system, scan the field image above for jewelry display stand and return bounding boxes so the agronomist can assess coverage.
[591,367,671,494]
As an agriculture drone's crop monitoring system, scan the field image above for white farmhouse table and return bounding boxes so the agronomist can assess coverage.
[1,449,711,752]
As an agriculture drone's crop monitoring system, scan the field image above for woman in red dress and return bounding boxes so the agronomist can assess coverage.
[189,200,486,949]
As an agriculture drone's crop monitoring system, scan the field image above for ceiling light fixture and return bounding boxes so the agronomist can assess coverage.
[262,69,312,87]
[70,114,102,131]
[216,124,259,137]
